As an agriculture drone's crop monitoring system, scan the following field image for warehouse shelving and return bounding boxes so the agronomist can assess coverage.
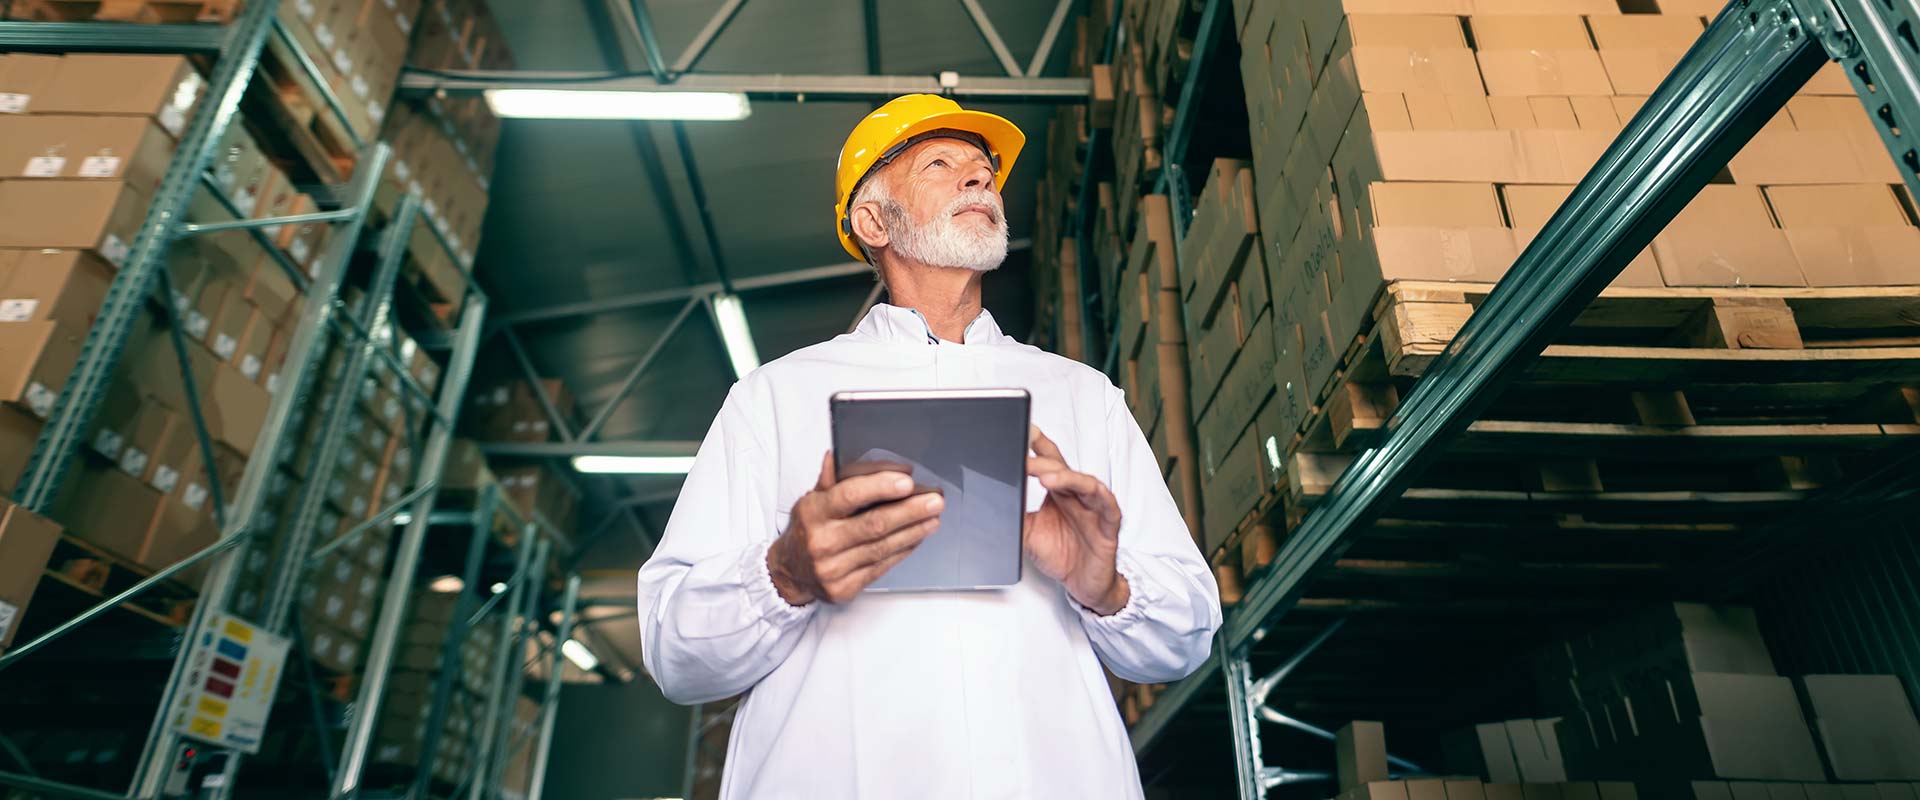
[1048,0,1920,796]
[0,3,580,798]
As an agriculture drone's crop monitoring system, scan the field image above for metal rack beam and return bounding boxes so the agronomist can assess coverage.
[0,21,225,52]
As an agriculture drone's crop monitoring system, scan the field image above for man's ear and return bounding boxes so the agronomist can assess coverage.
[849,202,890,253]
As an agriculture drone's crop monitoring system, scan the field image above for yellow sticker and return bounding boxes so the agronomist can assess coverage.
[198,697,229,717]
[189,717,223,738]
[223,618,253,643]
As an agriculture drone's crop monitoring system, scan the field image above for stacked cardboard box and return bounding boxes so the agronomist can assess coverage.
[1533,603,1829,784]
[1233,3,1910,431]
[1109,34,1164,239]
[1338,719,1637,800]
[497,461,579,534]
[372,586,503,783]
[272,0,425,152]
[497,696,543,799]
[466,377,576,444]
[378,100,496,309]
[1112,194,1203,537]
[1176,159,1293,553]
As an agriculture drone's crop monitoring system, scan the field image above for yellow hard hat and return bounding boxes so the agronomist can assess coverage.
[834,94,1025,263]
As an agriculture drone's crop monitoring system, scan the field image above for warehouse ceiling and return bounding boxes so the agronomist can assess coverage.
[471,0,1075,671]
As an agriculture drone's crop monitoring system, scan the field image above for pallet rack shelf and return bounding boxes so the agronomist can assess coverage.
[1046,0,1920,796]
[0,2,579,798]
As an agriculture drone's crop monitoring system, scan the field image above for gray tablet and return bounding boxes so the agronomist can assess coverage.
[830,389,1030,592]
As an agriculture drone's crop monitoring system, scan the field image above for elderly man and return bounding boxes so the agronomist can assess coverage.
[636,95,1221,798]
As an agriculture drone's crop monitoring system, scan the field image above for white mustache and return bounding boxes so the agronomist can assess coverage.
[944,190,1004,225]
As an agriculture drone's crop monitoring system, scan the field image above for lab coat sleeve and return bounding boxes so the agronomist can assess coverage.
[636,383,815,704]
[1075,387,1222,684]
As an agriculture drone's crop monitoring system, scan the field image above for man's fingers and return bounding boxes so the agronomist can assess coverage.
[817,450,836,491]
[834,518,941,590]
[1038,468,1108,506]
[841,492,944,544]
[1026,455,1071,478]
[820,470,918,518]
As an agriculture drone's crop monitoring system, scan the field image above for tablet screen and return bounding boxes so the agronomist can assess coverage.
[830,389,1030,592]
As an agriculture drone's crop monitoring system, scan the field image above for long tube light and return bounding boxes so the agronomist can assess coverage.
[484,89,751,120]
[561,638,601,672]
[572,455,698,474]
[710,293,760,379]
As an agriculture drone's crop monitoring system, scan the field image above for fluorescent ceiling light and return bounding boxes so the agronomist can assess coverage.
[561,638,601,672]
[428,575,464,593]
[485,89,751,120]
[392,512,412,526]
[491,581,509,594]
[711,293,760,379]
[572,455,698,474]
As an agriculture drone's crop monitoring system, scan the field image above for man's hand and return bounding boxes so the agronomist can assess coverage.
[766,452,944,605]
[1024,427,1129,615]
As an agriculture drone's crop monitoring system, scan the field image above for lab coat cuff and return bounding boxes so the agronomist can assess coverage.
[743,538,815,624]
[1080,549,1155,629]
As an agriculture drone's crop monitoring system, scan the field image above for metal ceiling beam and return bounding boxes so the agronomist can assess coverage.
[862,0,882,74]
[502,326,579,442]
[0,21,225,52]
[1027,0,1074,78]
[399,70,1090,103]
[626,0,671,81]
[580,296,701,440]
[671,0,750,75]
[494,239,1028,326]
[958,0,1024,78]
[479,441,701,458]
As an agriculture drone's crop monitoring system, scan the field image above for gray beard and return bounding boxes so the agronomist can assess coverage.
[884,190,1010,272]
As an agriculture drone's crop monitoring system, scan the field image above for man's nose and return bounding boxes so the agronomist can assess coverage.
[961,161,993,190]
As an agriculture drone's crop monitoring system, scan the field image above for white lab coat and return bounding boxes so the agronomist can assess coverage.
[636,304,1221,799]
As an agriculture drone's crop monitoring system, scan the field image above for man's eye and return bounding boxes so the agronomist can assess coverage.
[929,159,948,168]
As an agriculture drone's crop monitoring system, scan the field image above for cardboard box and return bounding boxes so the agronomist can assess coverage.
[114,401,183,487]
[32,55,207,140]
[307,621,365,673]
[0,500,61,650]
[1799,675,1920,780]
[0,320,82,419]
[144,496,217,587]
[1638,672,1827,781]
[54,462,165,564]
[1764,184,1920,286]
[1337,721,1389,791]
[1653,186,1806,287]
[0,114,175,190]
[1199,425,1263,553]
[1502,185,1664,286]
[1471,16,1613,96]
[0,54,62,115]
[0,179,151,268]
[1197,312,1276,478]
[128,332,271,457]
[0,406,39,496]
[0,249,113,332]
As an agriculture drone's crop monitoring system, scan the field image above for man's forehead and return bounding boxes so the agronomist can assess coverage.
[899,136,993,163]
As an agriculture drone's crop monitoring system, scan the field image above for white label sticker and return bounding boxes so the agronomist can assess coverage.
[359,461,376,482]
[453,138,468,156]
[351,607,369,632]
[24,381,55,418]
[315,24,336,51]
[368,99,384,123]
[331,48,352,75]
[92,428,124,459]
[158,105,185,137]
[0,93,28,114]
[351,495,368,516]
[233,188,257,215]
[267,372,282,395]
[396,13,411,34]
[185,311,209,340]
[119,447,150,478]
[213,333,237,359]
[79,155,121,178]
[0,298,38,322]
[101,234,130,268]
[325,595,344,617]
[290,236,313,264]
[184,481,208,511]
[294,0,315,19]
[240,354,262,380]
[393,159,411,182]
[150,464,180,494]
[350,73,369,100]
[0,601,17,643]
[24,156,65,177]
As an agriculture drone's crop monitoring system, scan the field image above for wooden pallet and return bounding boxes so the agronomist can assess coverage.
[38,533,198,630]
[251,25,359,184]
[7,0,236,23]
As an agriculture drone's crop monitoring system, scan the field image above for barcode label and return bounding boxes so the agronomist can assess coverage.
[25,382,55,418]
[93,428,125,459]
[185,482,208,511]
[119,448,150,478]
[0,298,37,321]
[79,156,121,177]
[186,311,210,340]
[213,333,237,359]
[24,156,65,177]
[240,354,261,380]
[151,464,180,494]
[0,93,28,114]
[101,234,130,268]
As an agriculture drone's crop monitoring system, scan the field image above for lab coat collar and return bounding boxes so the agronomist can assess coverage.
[854,303,1010,346]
